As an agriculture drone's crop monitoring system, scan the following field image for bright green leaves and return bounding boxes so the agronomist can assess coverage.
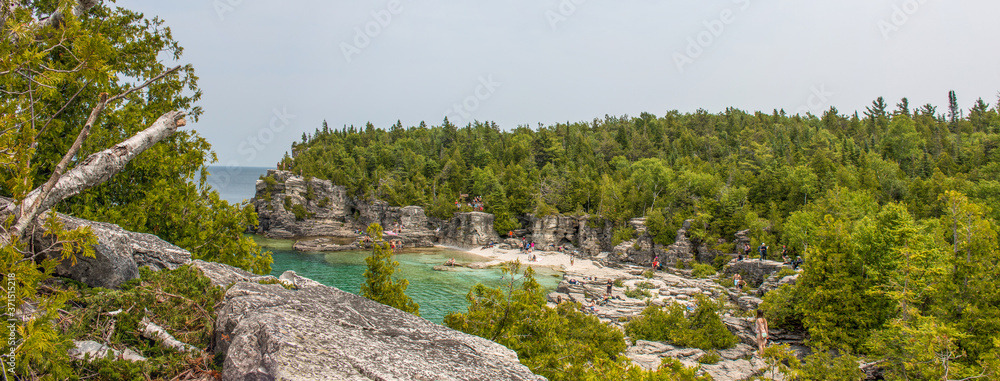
[624,296,737,351]
[360,223,419,316]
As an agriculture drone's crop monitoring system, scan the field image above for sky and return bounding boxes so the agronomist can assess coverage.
[116,0,1000,169]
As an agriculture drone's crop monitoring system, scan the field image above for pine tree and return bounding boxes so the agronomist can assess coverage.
[360,223,420,315]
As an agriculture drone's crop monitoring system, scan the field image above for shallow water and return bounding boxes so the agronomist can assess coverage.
[255,236,563,324]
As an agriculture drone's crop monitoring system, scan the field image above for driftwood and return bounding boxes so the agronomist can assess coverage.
[140,317,199,353]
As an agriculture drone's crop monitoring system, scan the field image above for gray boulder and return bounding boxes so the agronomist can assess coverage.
[213,277,543,380]
[25,208,191,289]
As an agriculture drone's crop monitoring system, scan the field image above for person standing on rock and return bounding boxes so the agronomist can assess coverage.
[759,243,768,261]
[606,279,613,297]
[755,309,769,353]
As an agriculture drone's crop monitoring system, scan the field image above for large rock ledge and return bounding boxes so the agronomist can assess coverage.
[1,197,191,289]
[206,264,544,381]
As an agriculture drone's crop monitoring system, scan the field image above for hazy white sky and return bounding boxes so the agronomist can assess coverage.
[117,0,1000,168]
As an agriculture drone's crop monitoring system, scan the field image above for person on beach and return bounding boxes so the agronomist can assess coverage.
[755,309,769,353]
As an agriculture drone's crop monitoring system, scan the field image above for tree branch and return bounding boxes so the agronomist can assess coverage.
[6,110,187,241]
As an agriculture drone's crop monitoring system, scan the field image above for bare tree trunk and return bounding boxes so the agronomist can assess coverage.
[5,111,186,242]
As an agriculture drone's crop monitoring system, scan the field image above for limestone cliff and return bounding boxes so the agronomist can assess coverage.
[253,170,435,247]
[436,212,501,248]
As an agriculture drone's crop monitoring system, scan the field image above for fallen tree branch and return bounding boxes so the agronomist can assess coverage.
[5,110,186,242]
[140,317,200,353]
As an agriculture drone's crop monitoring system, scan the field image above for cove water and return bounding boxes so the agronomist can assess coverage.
[206,166,562,324]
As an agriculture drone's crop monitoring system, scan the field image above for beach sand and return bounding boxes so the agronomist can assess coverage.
[454,246,627,281]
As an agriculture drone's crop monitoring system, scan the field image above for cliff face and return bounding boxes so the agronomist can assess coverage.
[436,212,501,248]
[526,214,612,256]
[254,170,355,238]
[252,170,435,246]
[251,170,727,269]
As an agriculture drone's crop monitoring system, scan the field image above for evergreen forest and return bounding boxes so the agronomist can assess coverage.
[285,98,1000,378]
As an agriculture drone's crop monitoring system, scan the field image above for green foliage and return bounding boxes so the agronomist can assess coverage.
[624,286,652,299]
[759,284,804,330]
[614,279,624,287]
[697,351,721,365]
[291,203,313,221]
[360,223,420,315]
[283,196,293,211]
[758,344,801,380]
[625,296,738,350]
[642,270,654,279]
[712,255,731,271]
[445,260,706,381]
[636,281,655,289]
[775,268,797,279]
[645,208,674,245]
[318,197,330,208]
[612,225,636,246]
[691,263,716,278]
[65,265,225,380]
[0,0,271,276]
[492,206,520,236]
[798,351,862,381]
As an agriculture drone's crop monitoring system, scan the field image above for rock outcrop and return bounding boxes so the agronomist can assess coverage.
[212,270,543,381]
[7,197,191,289]
[254,171,437,247]
[723,260,788,288]
[527,214,612,256]
[436,212,501,248]
[254,170,356,239]
[627,340,766,381]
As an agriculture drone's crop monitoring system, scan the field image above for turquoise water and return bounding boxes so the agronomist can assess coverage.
[255,236,563,324]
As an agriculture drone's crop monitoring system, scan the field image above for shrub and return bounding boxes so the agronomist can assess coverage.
[283,196,293,211]
[318,197,330,208]
[636,281,655,289]
[759,284,804,330]
[697,351,721,364]
[712,255,731,270]
[625,296,738,350]
[643,270,655,279]
[691,263,716,278]
[611,225,636,246]
[776,268,797,278]
[67,266,225,379]
[614,279,624,287]
[292,204,313,221]
[624,286,652,299]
